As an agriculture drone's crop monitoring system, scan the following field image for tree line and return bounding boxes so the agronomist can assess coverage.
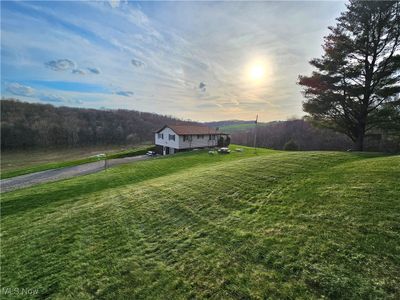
[230,118,399,152]
[1,99,194,150]
[2,99,398,152]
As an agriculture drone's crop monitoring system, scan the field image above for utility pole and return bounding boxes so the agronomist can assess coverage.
[253,114,258,153]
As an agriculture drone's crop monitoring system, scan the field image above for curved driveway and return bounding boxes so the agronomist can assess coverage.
[1,155,151,193]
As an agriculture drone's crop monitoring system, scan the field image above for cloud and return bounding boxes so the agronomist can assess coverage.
[45,60,98,76]
[72,69,86,75]
[6,82,35,97]
[220,102,239,108]
[45,59,75,71]
[87,67,101,74]
[108,0,126,9]
[131,59,145,67]
[196,103,220,109]
[116,90,134,97]
[39,94,84,105]
[1,0,346,121]
[39,94,65,103]
[4,82,83,105]
[238,101,268,110]
[39,94,83,105]
[199,82,206,92]
[69,99,84,105]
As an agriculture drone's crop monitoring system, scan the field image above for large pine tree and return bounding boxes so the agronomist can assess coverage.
[299,0,400,151]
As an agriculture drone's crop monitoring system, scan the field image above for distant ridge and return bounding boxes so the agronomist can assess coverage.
[205,120,260,127]
[1,99,197,150]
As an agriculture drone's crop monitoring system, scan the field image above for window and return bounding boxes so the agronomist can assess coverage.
[157,133,163,139]
[183,135,192,142]
[169,134,175,141]
[197,135,204,139]
[209,135,215,140]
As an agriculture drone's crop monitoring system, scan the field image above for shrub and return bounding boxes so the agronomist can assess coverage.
[284,139,299,151]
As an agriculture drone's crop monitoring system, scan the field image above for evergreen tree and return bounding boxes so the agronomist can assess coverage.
[299,0,400,151]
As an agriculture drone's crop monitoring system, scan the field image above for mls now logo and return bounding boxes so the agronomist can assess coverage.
[1,287,39,296]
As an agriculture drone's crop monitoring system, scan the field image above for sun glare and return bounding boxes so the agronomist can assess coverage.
[250,64,265,81]
[246,59,270,84]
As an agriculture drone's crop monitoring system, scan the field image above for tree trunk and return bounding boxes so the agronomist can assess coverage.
[355,127,365,151]
[355,135,364,151]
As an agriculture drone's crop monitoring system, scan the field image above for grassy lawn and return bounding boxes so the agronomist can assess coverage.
[0,145,154,179]
[1,146,399,299]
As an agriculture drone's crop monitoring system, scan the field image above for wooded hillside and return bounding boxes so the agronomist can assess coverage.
[1,99,194,150]
[230,119,400,152]
[2,99,398,152]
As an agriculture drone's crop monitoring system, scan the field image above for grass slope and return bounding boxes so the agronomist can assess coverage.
[0,146,154,179]
[1,146,399,299]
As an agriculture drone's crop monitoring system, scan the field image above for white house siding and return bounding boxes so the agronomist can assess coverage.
[179,135,218,149]
[154,127,180,149]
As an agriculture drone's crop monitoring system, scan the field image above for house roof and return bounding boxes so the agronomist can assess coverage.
[156,124,227,135]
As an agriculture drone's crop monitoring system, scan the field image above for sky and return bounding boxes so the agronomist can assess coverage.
[1,0,346,122]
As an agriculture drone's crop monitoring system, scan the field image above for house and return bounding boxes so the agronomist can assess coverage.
[154,124,229,155]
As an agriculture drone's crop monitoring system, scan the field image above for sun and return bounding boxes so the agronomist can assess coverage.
[250,64,265,81]
[243,57,272,85]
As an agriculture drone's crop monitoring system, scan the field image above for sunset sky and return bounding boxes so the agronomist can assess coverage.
[1,0,346,122]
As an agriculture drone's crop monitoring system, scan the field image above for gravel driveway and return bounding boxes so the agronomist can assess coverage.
[1,155,151,193]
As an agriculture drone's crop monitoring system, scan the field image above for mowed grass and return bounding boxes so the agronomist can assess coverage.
[1,146,399,299]
[0,145,153,179]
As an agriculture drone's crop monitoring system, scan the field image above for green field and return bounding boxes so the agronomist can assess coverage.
[1,146,399,299]
[219,123,257,133]
[218,122,273,134]
[0,145,154,179]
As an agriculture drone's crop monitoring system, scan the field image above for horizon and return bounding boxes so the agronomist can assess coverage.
[3,97,283,124]
[1,0,346,122]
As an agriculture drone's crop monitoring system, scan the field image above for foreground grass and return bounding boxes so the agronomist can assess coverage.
[1,147,399,299]
[0,145,153,179]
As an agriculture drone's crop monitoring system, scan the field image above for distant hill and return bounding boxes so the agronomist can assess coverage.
[2,100,397,152]
[1,99,196,150]
[230,119,354,151]
[205,120,256,127]
[205,120,271,134]
[220,119,399,152]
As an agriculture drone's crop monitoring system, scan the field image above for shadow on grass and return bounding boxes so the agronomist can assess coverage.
[1,150,386,218]
[1,149,266,217]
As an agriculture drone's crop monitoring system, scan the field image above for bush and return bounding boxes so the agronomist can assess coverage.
[283,139,299,151]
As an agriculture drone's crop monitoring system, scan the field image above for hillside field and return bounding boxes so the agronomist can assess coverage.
[1,146,399,299]
[0,145,154,179]
[219,123,257,133]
